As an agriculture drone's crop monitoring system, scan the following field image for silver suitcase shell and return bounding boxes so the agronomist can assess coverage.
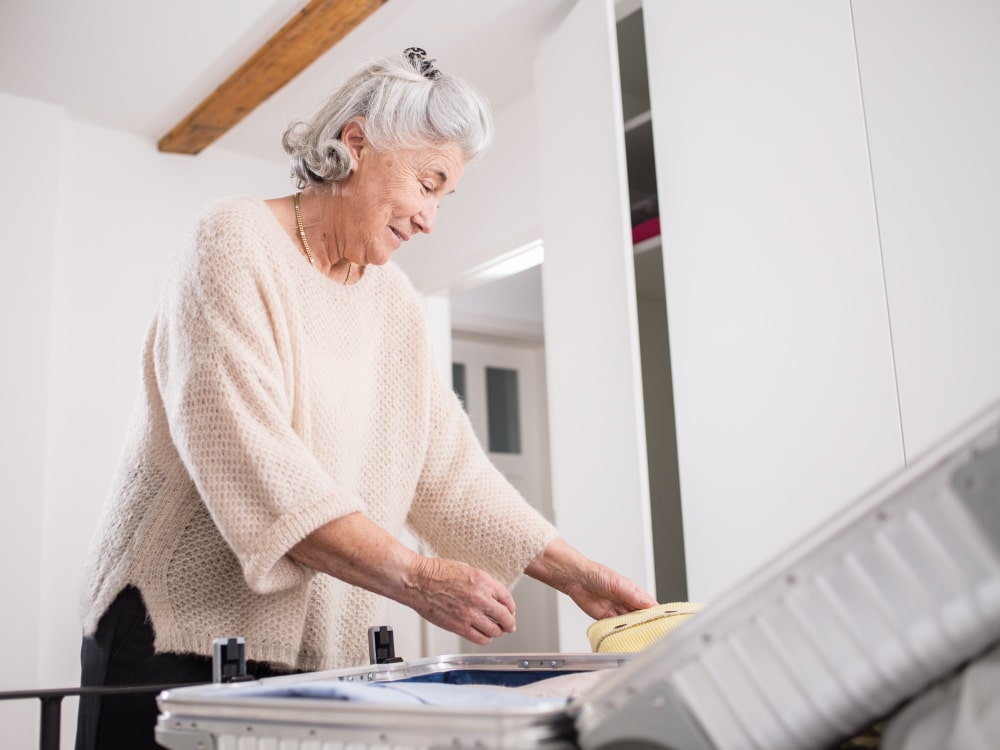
[157,399,1000,750]
[575,399,1000,750]
[156,652,630,749]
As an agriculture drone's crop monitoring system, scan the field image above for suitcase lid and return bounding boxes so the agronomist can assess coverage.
[571,398,1000,750]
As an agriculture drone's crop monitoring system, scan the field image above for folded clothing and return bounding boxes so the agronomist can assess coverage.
[587,602,704,653]
[236,669,607,709]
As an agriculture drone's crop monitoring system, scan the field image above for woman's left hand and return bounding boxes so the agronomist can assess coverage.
[525,537,658,620]
[563,559,658,619]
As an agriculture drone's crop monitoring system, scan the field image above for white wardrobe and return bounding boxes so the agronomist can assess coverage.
[533,0,1000,649]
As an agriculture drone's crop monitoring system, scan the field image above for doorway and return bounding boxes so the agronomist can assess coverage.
[448,265,559,654]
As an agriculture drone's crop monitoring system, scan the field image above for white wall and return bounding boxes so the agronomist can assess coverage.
[0,90,62,748]
[450,265,545,340]
[644,0,1000,603]
[0,92,290,746]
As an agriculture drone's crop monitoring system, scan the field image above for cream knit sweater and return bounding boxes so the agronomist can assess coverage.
[80,196,557,671]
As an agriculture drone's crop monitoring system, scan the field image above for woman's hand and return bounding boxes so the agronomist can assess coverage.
[561,559,657,619]
[404,557,517,645]
[289,512,516,645]
[525,538,658,620]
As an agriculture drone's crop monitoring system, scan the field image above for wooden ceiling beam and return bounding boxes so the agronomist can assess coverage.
[159,0,388,155]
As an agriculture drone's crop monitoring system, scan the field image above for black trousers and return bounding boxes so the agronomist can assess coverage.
[76,586,292,750]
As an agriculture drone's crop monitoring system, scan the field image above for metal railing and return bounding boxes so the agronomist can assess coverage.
[0,634,391,748]
[0,637,256,749]
[0,683,200,750]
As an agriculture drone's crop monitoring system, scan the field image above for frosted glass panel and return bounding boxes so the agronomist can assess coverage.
[486,367,521,454]
[452,362,467,409]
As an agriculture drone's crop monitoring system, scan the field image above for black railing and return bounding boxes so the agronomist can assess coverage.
[0,683,200,750]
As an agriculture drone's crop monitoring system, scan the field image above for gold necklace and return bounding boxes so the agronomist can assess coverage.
[292,192,315,267]
[293,192,353,284]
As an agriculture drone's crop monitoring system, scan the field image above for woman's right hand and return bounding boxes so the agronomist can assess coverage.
[289,512,516,645]
[405,556,517,645]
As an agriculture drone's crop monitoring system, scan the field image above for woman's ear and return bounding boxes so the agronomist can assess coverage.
[340,117,366,167]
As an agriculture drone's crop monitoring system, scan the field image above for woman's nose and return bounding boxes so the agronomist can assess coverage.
[413,200,438,234]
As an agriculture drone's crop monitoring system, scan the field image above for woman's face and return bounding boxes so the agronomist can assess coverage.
[335,120,466,266]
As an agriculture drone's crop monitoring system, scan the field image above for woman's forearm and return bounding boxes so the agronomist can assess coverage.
[523,537,585,593]
[288,511,518,644]
[288,511,421,602]
[525,537,658,619]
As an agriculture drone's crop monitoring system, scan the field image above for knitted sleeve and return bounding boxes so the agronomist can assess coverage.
[153,203,361,594]
[406,362,558,587]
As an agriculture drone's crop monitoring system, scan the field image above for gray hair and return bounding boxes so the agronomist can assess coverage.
[282,50,493,189]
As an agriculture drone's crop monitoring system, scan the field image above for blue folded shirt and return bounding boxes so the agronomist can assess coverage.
[241,679,567,709]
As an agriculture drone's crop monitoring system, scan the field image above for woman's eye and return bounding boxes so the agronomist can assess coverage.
[421,182,434,194]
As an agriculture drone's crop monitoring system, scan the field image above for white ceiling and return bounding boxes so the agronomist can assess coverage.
[0,0,573,164]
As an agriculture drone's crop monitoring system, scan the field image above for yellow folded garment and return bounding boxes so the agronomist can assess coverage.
[586,602,704,653]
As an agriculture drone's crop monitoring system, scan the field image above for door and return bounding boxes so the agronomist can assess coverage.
[450,332,558,654]
[536,0,656,650]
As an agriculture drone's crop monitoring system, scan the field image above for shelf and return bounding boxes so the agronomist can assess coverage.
[633,235,661,256]
[624,109,652,134]
[619,14,660,259]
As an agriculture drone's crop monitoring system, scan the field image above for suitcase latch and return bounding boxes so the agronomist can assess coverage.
[368,625,404,664]
[211,637,255,683]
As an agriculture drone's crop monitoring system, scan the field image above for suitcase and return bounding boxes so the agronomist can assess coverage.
[157,398,1000,750]
[155,651,629,749]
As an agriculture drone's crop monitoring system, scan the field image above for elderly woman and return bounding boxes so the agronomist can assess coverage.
[76,49,656,749]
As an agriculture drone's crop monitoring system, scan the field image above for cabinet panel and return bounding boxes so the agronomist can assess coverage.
[852,0,1000,456]
[536,0,655,650]
[643,1,903,600]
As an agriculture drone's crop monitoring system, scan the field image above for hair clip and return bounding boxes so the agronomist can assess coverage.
[403,47,442,80]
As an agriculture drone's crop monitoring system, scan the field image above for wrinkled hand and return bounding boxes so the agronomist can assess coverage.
[288,514,516,645]
[406,557,517,645]
[525,538,658,620]
[564,560,658,620]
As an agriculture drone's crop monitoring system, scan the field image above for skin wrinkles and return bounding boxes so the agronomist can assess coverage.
[275,118,465,283]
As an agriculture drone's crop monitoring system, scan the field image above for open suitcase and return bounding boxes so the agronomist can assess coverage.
[156,398,1000,750]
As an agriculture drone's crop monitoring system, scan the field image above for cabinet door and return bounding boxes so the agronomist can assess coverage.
[851,0,1000,455]
[536,0,656,651]
[642,2,904,600]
